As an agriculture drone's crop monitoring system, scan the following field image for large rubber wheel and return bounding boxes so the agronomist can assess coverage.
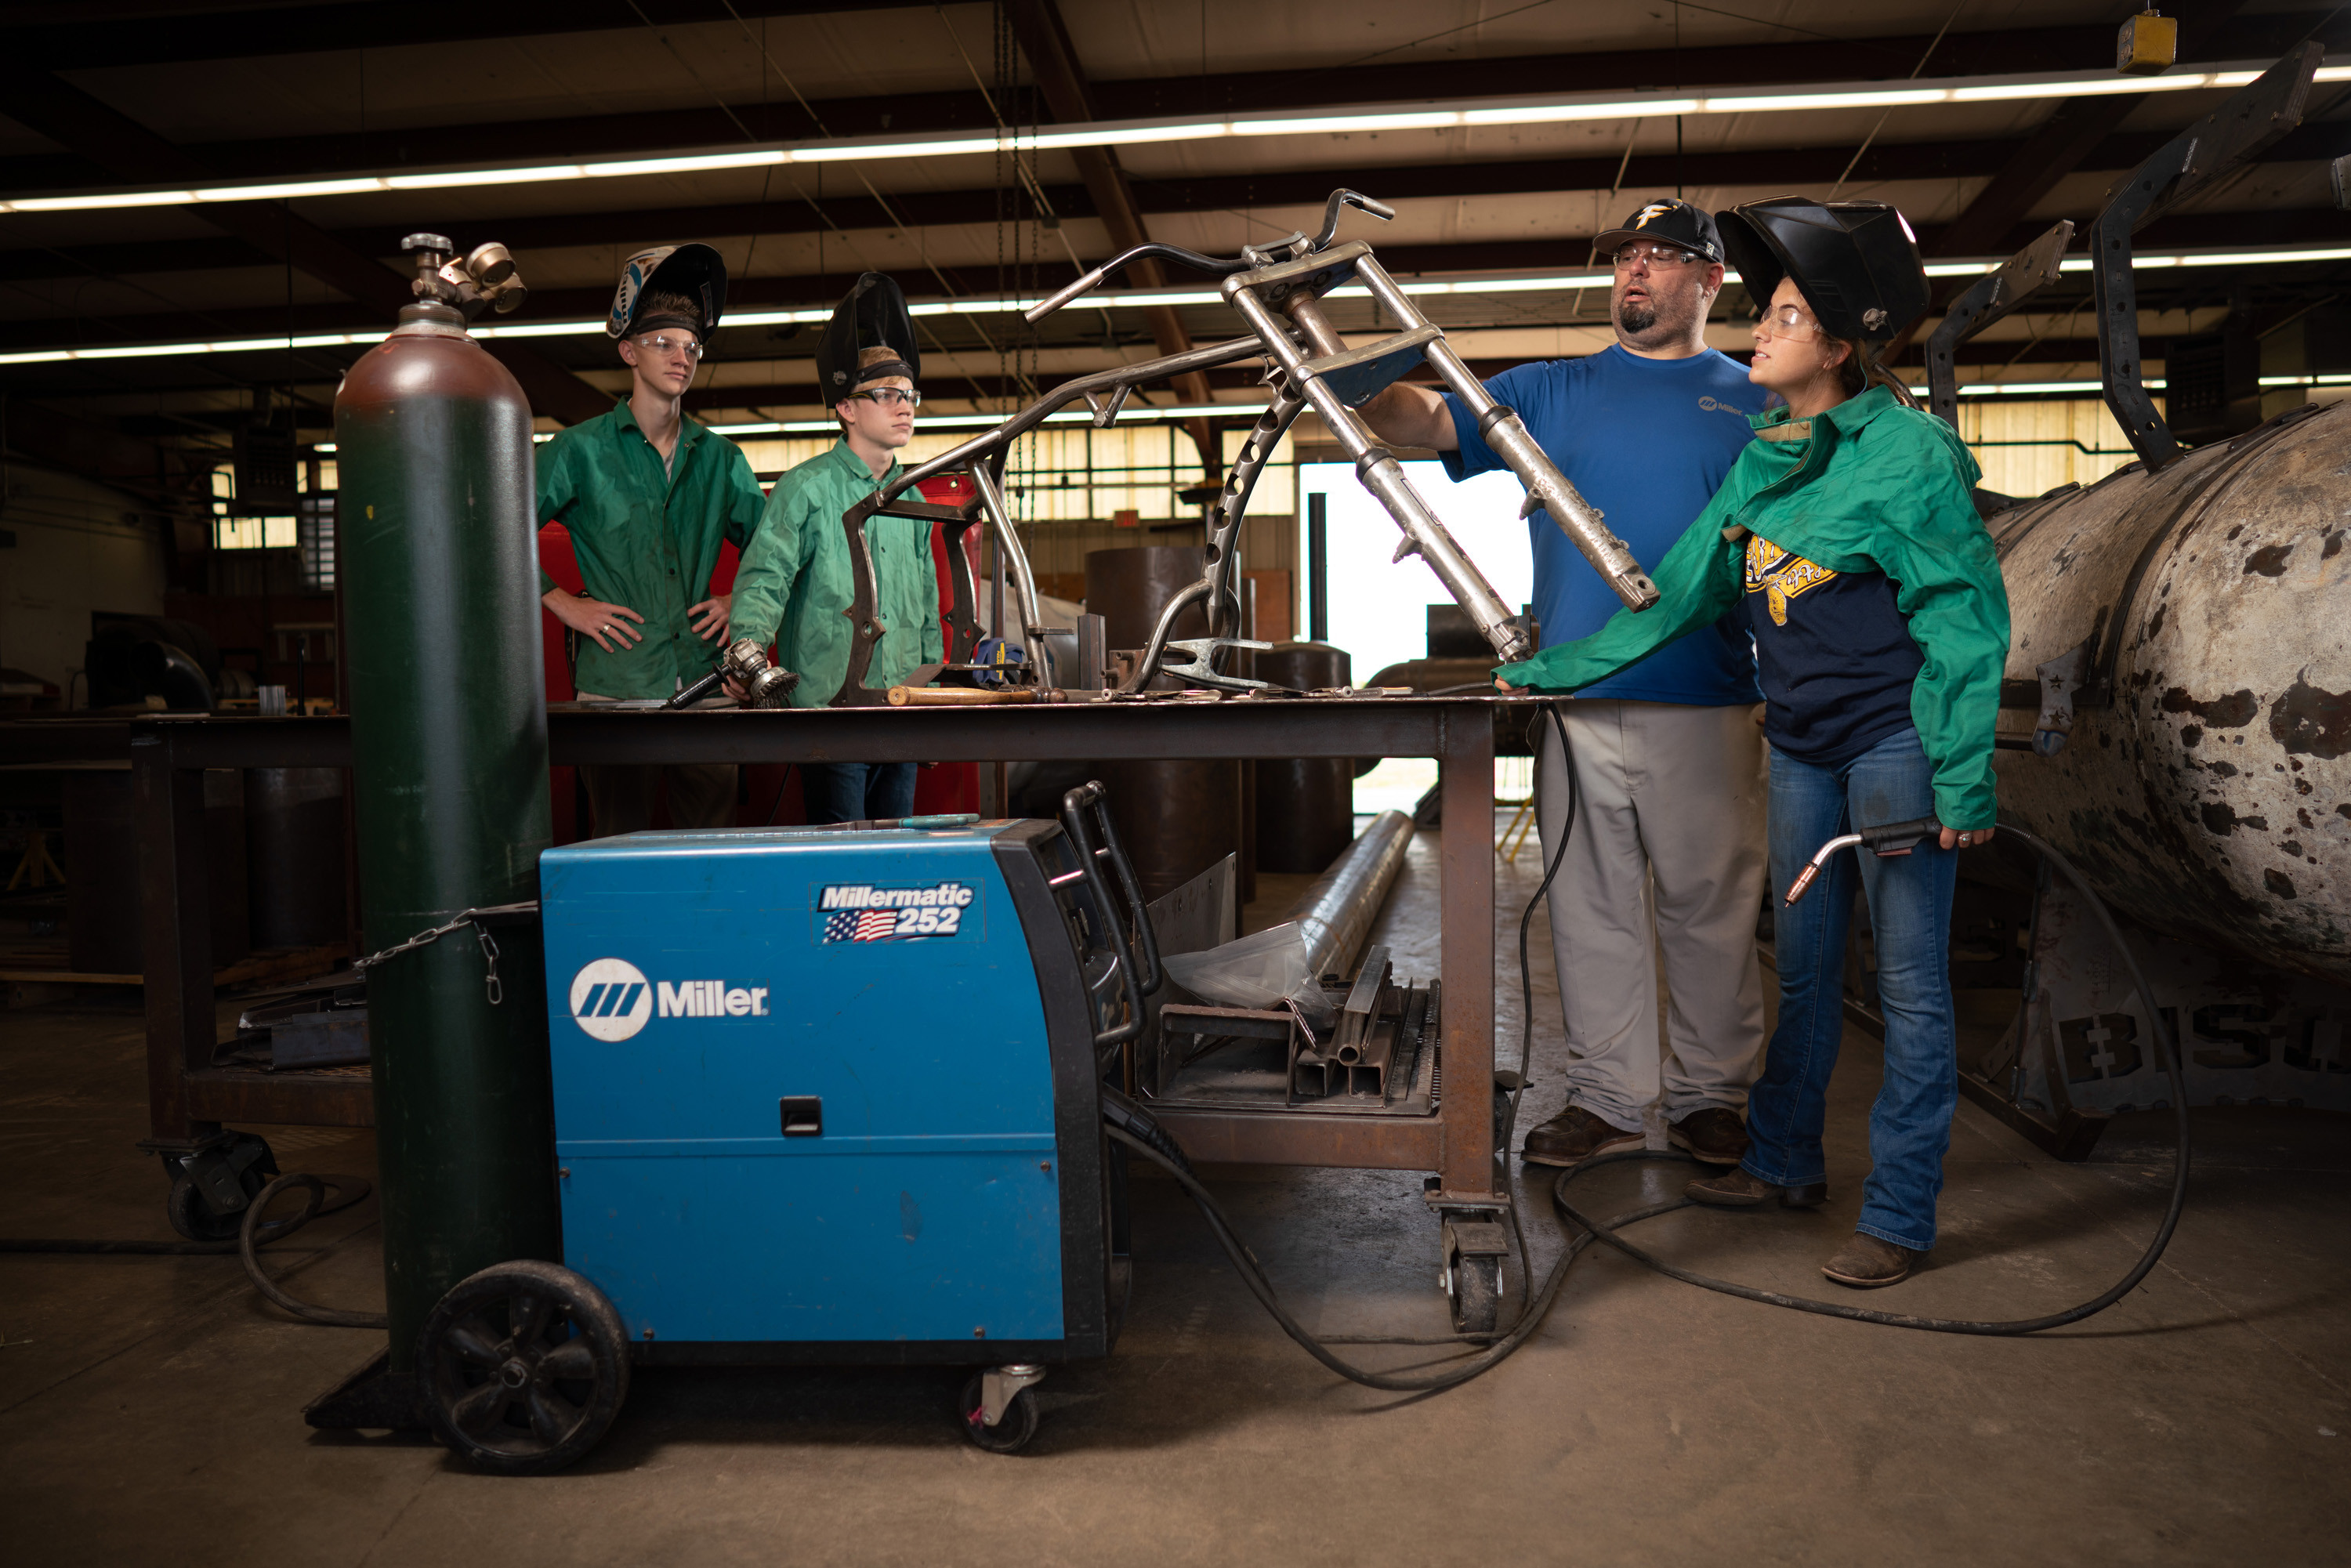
[1448,1252,1502,1336]
[959,1371,1040,1454]
[418,1260,630,1476]
[163,1133,278,1243]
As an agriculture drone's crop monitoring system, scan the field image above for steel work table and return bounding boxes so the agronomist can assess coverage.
[4,695,1519,1207]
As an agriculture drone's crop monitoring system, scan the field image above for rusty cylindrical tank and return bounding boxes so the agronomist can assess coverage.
[1254,642,1357,872]
[336,291,560,1370]
[1085,547,1244,904]
[1991,399,2349,987]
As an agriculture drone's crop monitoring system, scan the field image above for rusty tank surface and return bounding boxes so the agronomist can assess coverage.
[1990,397,2350,987]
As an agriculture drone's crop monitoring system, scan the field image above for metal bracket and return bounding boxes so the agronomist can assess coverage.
[980,1363,1046,1428]
[833,488,986,707]
[2092,45,2320,469]
[1152,636,1278,693]
[1927,221,2073,430]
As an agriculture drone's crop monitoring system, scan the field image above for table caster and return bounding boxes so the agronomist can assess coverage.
[960,1364,1045,1454]
[161,1132,278,1243]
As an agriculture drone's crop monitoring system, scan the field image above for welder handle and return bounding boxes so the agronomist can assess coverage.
[665,668,726,710]
[1858,816,1944,855]
[1783,817,1946,907]
[1060,782,1165,1053]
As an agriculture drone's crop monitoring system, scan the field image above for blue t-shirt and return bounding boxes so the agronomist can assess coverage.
[1440,345,1763,705]
[1741,533,1923,769]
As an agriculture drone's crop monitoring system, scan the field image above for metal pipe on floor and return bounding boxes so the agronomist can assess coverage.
[1287,808,1415,983]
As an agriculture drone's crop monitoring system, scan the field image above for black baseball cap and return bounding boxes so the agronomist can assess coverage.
[1592,197,1724,265]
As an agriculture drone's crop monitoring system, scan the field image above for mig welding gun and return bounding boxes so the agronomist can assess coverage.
[1783,817,1945,906]
[665,638,801,711]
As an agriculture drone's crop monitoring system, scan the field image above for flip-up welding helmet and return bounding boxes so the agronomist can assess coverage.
[816,273,921,400]
[606,243,728,339]
[1715,197,1929,343]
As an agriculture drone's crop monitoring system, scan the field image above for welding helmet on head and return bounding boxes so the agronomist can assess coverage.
[816,273,921,400]
[606,243,728,339]
[1715,197,1928,344]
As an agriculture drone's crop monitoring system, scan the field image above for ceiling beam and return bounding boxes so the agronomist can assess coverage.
[7,12,2340,195]
[7,118,2346,292]
[0,2,867,71]
[0,63,612,425]
[1006,0,1214,463]
[5,207,2340,357]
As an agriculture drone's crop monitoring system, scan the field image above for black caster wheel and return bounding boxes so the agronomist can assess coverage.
[1447,1251,1502,1336]
[418,1259,630,1476]
[959,1371,1040,1454]
[163,1132,278,1243]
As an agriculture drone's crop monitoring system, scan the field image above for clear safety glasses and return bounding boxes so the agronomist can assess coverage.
[631,334,705,360]
[851,387,922,409]
[1610,243,1706,270]
[1751,302,1828,342]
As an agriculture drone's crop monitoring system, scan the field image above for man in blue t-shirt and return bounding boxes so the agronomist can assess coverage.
[1360,197,1767,1173]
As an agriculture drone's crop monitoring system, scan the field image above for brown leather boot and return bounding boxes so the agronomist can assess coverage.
[1521,1106,1644,1168]
[1685,1168,1828,1209]
[1822,1232,1920,1288]
[1667,1106,1750,1165]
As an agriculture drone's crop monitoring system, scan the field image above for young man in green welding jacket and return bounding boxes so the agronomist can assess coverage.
[730,273,943,824]
[537,243,767,835]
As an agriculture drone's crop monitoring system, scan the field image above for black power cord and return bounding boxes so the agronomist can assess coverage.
[1113,701,2192,1389]
[2,1172,383,1329]
[1554,820,2189,1335]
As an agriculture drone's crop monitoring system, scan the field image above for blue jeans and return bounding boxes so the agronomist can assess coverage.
[801,762,918,825]
[1744,726,1958,1252]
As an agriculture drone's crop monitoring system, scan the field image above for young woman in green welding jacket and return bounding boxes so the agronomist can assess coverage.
[1497,197,2010,1291]
[537,243,767,834]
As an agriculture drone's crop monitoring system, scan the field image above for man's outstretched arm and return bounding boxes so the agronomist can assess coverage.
[1357,382,1459,452]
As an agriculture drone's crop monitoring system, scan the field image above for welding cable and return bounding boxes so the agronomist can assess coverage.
[0,1172,370,1258]
[1106,1117,1613,1392]
[236,1173,389,1328]
[1093,709,1591,1389]
[1547,822,2190,1335]
[3,1173,385,1327]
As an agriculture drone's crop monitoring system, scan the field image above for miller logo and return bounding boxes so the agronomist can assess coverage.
[569,958,653,1041]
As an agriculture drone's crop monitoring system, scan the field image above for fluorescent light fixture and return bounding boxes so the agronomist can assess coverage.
[9,60,2344,215]
[13,243,2342,366]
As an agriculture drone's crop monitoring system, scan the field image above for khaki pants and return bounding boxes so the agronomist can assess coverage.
[1534,700,1768,1133]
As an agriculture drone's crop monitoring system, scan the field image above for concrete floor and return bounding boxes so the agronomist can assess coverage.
[4,823,2349,1565]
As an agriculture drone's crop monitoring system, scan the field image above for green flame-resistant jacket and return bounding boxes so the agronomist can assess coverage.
[1495,385,2012,830]
[535,400,768,701]
[729,439,944,707]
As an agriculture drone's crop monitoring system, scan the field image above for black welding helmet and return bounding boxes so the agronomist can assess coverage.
[606,242,728,339]
[816,273,920,400]
[1715,197,1928,344]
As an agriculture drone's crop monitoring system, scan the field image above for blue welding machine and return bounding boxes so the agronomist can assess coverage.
[412,792,1154,1471]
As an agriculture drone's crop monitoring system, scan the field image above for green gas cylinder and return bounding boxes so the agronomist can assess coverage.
[334,238,560,1371]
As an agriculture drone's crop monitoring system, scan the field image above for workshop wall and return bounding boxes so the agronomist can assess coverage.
[1954,397,2153,497]
[0,464,170,698]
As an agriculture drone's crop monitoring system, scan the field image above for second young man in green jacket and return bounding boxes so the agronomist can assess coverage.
[730,273,942,824]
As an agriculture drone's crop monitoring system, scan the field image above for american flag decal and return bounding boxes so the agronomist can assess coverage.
[825,909,902,943]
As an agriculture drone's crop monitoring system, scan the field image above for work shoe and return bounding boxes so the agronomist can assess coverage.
[1667,1106,1750,1166]
[1685,1168,1828,1209]
[1522,1106,1644,1168]
[1822,1232,1920,1289]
